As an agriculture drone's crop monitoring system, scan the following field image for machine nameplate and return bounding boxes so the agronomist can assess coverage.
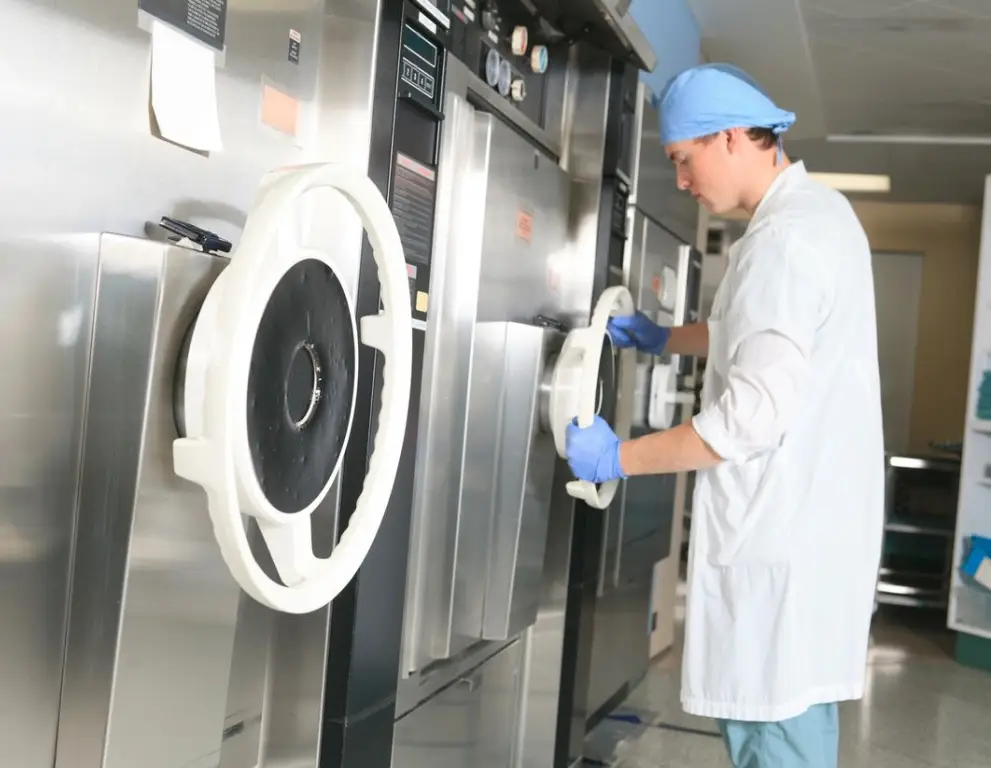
[139,0,228,50]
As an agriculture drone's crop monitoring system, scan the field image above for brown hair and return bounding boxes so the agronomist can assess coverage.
[695,127,778,151]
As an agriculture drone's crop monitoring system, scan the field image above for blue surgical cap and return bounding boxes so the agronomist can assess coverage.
[658,63,796,148]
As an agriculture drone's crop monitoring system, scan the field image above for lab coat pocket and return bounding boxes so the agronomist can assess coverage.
[699,562,797,707]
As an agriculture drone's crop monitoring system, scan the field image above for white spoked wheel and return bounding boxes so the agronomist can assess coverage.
[550,285,635,510]
[173,163,412,615]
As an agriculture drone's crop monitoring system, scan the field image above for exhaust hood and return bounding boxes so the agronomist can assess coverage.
[514,0,657,72]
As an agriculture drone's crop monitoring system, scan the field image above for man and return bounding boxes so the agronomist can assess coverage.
[564,63,885,768]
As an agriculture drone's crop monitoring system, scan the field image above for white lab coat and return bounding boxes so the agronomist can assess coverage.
[683,162,885,723]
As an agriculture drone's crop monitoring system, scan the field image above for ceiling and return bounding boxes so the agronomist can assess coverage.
[684,0,991,205]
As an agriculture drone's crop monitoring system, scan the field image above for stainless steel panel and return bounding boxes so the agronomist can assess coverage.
[2,0,380,766]
[0,236,97,768]
[393,639,524,768]
[403,61,572,674]
[474,113,571,323]
[613,217,687,586]
[515,43,615,768]
[57,236,239,768]
[219,3,383,765]
[453,322,558,642]
[523,0,656,71]
[558,44,613,326]
[584,576,651,726]
[402,90,490,671]
[0,0,323,244]
[516,472,578,768]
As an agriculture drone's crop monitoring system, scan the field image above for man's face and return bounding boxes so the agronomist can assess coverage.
[665,132,742,215]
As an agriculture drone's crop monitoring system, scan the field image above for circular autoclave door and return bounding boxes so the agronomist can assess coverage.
[173,163,413,615]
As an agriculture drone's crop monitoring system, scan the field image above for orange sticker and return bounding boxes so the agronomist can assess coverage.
[261,83,300,137]
[516,210,533,243]
[651,273,662,296]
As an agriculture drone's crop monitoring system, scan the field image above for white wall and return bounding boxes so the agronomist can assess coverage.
[871,251,924,454]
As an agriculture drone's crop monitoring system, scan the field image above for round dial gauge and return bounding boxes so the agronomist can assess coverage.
[498,59,512,97]
[511,26,529,56]
[485,48,501,88]
[531,45,549,74]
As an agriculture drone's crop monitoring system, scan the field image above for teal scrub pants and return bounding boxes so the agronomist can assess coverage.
[716,703,839,768]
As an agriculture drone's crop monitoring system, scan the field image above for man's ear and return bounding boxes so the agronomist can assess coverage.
[725,127,747,154]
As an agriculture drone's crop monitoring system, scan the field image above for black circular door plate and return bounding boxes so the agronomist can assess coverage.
[246,258,357,514]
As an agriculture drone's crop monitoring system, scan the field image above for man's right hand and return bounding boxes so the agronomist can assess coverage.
[607,312,671,355]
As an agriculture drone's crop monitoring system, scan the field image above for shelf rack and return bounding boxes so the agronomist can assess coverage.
[878,454,959,610]
[949,175,991,642]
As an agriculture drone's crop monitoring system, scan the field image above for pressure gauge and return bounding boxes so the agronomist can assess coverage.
[498,58,512,97]
[531,45,549,74]
[485,48,501,88]
[511,26,529,56]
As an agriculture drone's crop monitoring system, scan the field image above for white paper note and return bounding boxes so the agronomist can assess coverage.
[150,20,223,152]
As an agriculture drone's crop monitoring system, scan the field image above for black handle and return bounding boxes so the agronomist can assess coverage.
[159,216,233,255]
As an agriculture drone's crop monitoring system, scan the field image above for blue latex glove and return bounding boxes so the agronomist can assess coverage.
[566,416,626,484]
[607,312,670,355]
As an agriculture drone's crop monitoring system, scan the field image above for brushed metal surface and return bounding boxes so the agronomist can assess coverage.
[56,236,237,768]
[0,0,322,244]
[219,3,383,766]
[583,576,652,726]
[402,88,489,672]
[0,235,98,768]
[555,44,612,327]
[393,639,524,768]
[453,322,558,643]
[402,58,572,676]
[0,1,383,765]
[615,217,689,583]
[516,470,579,768]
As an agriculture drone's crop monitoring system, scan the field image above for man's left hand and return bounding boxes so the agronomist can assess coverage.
[565,416,626,484]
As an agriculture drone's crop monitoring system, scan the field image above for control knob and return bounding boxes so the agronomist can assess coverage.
[510,77,527,103]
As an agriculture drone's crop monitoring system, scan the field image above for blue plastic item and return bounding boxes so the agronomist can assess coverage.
[977,370,991,420]
[961,535,991,591]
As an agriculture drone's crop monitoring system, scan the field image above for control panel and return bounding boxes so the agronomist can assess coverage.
[392,2,448,324]
[448,0,556,128]
[400,23,442,106]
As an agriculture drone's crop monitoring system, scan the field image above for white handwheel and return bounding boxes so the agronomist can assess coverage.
[173,163,412,615]
[550,285,635,510]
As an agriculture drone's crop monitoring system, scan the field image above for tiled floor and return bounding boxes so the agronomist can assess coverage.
[584,607,991,767]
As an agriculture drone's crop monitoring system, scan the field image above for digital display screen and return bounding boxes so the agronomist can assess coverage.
[403,25,438,69]
[401,23,439,101]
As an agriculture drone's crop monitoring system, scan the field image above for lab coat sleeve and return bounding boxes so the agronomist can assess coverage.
[692,228,829,463]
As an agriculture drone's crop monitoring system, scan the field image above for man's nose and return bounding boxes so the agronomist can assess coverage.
[676,169,691,191]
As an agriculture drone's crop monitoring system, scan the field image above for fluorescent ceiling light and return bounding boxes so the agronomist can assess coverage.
[828,133,991,147]
[808,172,891,193]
